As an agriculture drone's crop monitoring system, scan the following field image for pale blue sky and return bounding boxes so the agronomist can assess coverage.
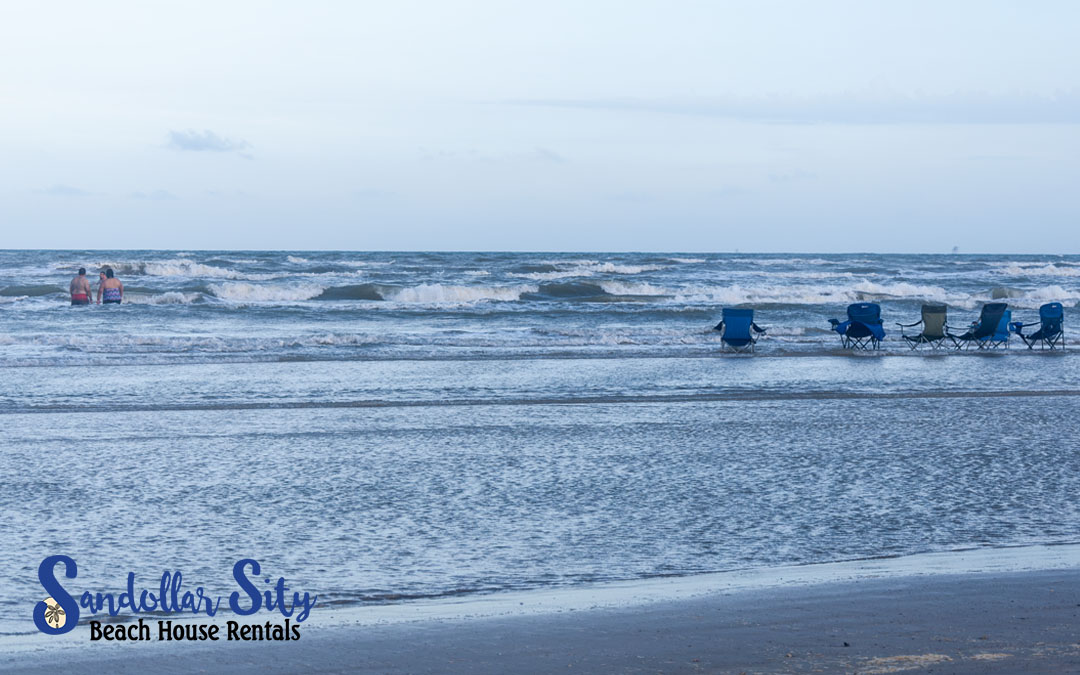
[1,1,1078,251]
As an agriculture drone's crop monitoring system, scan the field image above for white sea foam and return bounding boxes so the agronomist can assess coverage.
[99,259,275,280]
[510,270,591,281]
[582,263,665,274]
[666,257,707,264]
[996,285,1080,309]
[751,258,836,266]
[336,260,393,267]
[993,263,1080,278]
[207,282,326,303]
[673,280,962,307]
[539,260,665,275]
[124,292,202,305]
[383,283,536,303]
[286,256,310,263]
[598,281,672,296]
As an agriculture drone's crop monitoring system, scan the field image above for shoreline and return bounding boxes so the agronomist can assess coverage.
[6,543,1080,672]
[6,566,1079,673]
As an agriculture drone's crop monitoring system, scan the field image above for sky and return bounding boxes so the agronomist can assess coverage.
[1,1,1078,252]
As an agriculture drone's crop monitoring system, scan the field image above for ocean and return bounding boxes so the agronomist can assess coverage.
[2,250,1078,637]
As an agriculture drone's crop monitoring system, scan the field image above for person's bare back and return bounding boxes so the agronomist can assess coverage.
[69,268,91,305]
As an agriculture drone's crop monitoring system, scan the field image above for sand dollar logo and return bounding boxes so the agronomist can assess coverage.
[42,597,66,629]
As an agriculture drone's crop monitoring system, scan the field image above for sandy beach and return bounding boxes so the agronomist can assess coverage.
[5,565,1078,674]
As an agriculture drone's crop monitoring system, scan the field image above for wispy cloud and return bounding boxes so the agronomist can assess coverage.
[39,184,90,197]
[167,129,253,157]
[521,147,566,163]
[507,90,1080,125]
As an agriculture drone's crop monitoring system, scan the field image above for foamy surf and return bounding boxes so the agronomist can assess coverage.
[382,283,538,303]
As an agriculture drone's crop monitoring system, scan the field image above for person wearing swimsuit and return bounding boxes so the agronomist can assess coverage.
[98,267,124,304]
[69,267,91,305]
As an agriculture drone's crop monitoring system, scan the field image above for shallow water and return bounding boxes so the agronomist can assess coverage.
[2,252,1078,637]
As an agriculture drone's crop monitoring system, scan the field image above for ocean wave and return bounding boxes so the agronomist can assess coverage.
[383,283,537,303]
[207,282,326,303]
[314,284,383,301]
[286,256,310,263]
[998,285,1080,309]
[538,260,666,275]
[124,291,203,305]
[335,260,393,267]
[992,262,1080,278]
[210,257,261,264]
[666,257,707,264]
[0,284,63,297]
[597,281,672,296]
[533,282,608,298]
[510,270,592,281]
[673,280,957,307]
[580,263,665,274]
[751,258,836,266]
[98,259,274,280]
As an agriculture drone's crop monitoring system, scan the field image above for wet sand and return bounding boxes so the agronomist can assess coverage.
[5,568,1079,674]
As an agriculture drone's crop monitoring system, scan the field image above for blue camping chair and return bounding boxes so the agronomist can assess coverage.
[828,303,885,350]
[713,308,766,352]
[949,303,1011,349]
[1010,302,1065,350]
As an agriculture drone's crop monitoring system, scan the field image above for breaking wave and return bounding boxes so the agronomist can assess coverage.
[97,259,274,280]
[992,262,1080,278]
[536,260,666,275]
[207,282,326,303]
[597,281,672,297]
[124,291,203,305]
[382,284,537,303]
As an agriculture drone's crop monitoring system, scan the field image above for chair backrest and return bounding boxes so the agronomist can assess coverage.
[1040,302,1064,335]
[995,309,1012,339]
[847,302,881,325]
[921,304,947,339]
[973,303,1007,338]
[721,308,754,341]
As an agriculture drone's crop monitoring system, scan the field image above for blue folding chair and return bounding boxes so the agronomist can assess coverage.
[828,302,885,350]
[714,308,766,352]
[949,302,1011,349]
[1010,302,1065,350]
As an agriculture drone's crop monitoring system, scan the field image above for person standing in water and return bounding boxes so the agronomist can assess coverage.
[97,267,123,304]
[69,268,92,305]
